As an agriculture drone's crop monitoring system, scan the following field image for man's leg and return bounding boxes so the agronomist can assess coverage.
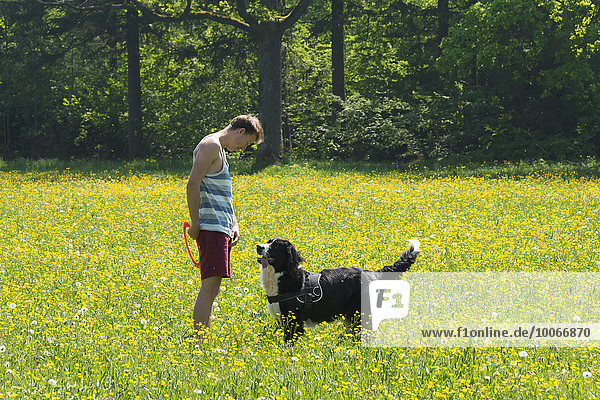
[193,276,222,338]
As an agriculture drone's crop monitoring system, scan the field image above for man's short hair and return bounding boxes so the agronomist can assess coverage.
[230,115,264,144]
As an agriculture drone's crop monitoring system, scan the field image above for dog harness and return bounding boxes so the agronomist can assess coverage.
[267,272,323,310]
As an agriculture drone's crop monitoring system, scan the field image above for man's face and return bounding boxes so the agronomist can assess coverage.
[229,130,257,152]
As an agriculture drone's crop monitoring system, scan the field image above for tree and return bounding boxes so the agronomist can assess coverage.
[436,0,600,159]
[1,0,95,157]
[126,6,144,158]
[437,0,449,43]
[331,0,345,101]
[37,0,146,158]
[136,0,310,164]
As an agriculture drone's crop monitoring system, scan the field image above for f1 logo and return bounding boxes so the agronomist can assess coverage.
[369,279,410,331]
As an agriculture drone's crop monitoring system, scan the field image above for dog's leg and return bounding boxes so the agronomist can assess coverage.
[344,311,362,341]
[281,311,304,343]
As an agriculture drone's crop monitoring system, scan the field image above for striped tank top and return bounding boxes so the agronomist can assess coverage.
[194,148,234,237]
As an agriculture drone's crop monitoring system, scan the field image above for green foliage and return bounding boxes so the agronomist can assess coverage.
[290,95,422,161]
[1,0,600,161]
[140,20,258,157]
[437,0,600,160]
[0,4,128,158]
[0,2,58,157]
[54,40,130,158]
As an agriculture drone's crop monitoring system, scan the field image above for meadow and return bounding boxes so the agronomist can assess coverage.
[1,159,600,399]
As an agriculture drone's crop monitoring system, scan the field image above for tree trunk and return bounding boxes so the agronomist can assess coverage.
[255,28,284,164]
[2,104,9,157]
[331,0,345,101]
[107,9,119,73]
[438,0,449,43]
[281,43,292,151]
[126,7,144,159]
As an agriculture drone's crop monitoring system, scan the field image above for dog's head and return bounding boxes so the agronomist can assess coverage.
[257,237,305,273]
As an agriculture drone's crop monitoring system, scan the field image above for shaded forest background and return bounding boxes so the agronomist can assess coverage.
[1,0,599,163]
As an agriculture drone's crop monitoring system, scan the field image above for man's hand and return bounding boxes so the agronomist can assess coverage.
[231,222,240,247]
[187,223,201,241]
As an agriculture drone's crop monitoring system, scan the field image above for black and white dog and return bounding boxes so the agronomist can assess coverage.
[257,238,420,343]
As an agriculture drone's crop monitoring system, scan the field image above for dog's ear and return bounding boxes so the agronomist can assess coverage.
[285,241,305,268]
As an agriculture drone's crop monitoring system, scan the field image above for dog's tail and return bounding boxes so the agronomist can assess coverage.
[378,239,420,273]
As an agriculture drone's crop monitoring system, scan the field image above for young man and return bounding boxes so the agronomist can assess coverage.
[186,115,264,339]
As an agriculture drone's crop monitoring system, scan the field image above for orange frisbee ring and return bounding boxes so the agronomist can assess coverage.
[183,222,201,268]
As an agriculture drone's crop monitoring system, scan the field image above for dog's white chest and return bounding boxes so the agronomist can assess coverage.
[259,265,282,297]
[266,301,281,321]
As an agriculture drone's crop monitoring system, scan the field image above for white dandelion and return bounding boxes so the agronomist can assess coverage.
[518,350,529,358]
[48,379,57,386]
[583,371,592,378]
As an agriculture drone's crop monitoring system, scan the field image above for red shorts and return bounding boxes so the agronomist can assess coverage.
[196,230,232,280]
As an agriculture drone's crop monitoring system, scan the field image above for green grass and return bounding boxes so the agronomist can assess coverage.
[0,159,599,399]
[2,156,600,178]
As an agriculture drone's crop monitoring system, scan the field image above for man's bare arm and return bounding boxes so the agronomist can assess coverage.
[186,141,220,239]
